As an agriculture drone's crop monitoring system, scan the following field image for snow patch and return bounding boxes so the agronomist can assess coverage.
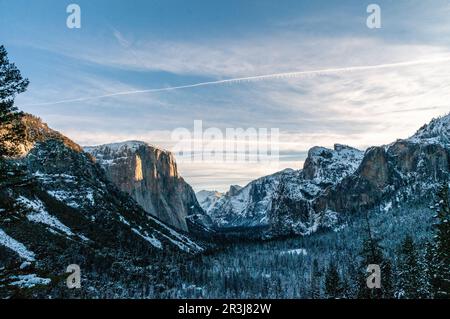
[0,228,35,261]
[17,196,74,236]
[9,274,51,288]
[280,248,307,256]
[131,228,163,249]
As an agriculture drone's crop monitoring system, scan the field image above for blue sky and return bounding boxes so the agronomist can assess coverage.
[1,0,450,191]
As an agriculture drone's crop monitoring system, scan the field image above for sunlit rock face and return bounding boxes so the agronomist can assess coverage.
[0,114,205,297]
[85,141,204,231]
[134,155,143,182]
[270,114,450,236]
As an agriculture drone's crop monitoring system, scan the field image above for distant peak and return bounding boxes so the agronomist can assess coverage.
[409,112,450,145]
[216,185,242,197]
[84,140,169,153]
[334,144,360,152]
[18,114,83,154]
[307,144,362,159]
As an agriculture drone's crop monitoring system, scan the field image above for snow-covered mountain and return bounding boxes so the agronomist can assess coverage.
[272,114,450,236]
[85,141,206,231]
[199,144,364,230]
[198,144,364,230]
[201,114,450,237]
[197,171,287,228]
[196,190,224,213]
[409,113,450,145]
[0,115,204,297]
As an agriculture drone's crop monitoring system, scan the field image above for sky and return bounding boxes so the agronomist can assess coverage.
[1,0,450,191]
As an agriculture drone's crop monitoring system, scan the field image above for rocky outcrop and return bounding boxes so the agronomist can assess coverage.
[200,114,450,237]
[200,170,293,229]
[0,114,204,297]
[201,143,364,231]
[85,141,205,231]
[196,190,224,213]
[303,144,364,185]
[269,114,450,235]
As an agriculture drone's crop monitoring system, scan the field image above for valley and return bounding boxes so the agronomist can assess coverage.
[1,111,449,299]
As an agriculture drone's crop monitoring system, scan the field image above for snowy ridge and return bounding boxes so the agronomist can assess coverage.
[0,228,36,261]
[84,140,171,164]
[409,113,450,146]
[9,274,51,288]
[84,140,147,154]
[196,190,224,212]
[202,143,363,231]
[203,169,292,228]
[132,228,163,249]
[17,196,75,237]
[148,215,204,252]
[303,144,364,185]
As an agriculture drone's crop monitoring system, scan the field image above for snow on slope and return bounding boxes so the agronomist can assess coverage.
[17,196,75,237]
[203,144,364,230]
[9,274,51,288]
[303,144,364,185]
[204,169,293,228]
[196,190,224,212]
[0,228,36,262]
[409,113,450,146]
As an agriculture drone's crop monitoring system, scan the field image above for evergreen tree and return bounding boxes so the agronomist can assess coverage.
[324,261,341,298]
[429,184,450,299]
[381,259,394,299]
[423,241,435,298]
[0,44,29,180]
[310,259,321,299]
[357,210,396,299]
[357,237,382,299]
[396,235,422,299]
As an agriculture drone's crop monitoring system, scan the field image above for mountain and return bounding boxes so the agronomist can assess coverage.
[198,169,289,228]
[84,141,206,231]
[271,115,450,235]
[201,144,363,230]
[201,115,450,237]
[0,115,204,297]
[196,190,224,213]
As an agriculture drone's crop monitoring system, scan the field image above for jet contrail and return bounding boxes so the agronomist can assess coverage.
[22,56,450,107]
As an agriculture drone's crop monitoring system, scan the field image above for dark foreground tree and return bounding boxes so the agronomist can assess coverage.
[0,45,29,181]
[310,259,321,299]
[428,184,450,299]
[357,213,394,299]
[396,235,423,299]
[324,261,341,298]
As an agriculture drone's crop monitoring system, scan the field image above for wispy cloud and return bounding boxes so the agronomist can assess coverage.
[21,54,450,107]
[11,17,450,191]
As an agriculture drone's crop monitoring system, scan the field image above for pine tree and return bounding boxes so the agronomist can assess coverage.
[429,184,450,299]
[381,259,394,299]
[423,241,435,298]
[324,261,341,298]
[357,210,395,299]
[0,45,29,181]
[357,237,383,299]
[310,259,321,299]
[396,235,422,299]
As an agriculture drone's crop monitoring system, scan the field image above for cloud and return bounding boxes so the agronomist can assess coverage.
[31,29,450,78]
[13,29,450,191]
[21,55,450,107]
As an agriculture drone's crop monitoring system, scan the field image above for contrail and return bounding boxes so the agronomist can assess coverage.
[22,56,450,107]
